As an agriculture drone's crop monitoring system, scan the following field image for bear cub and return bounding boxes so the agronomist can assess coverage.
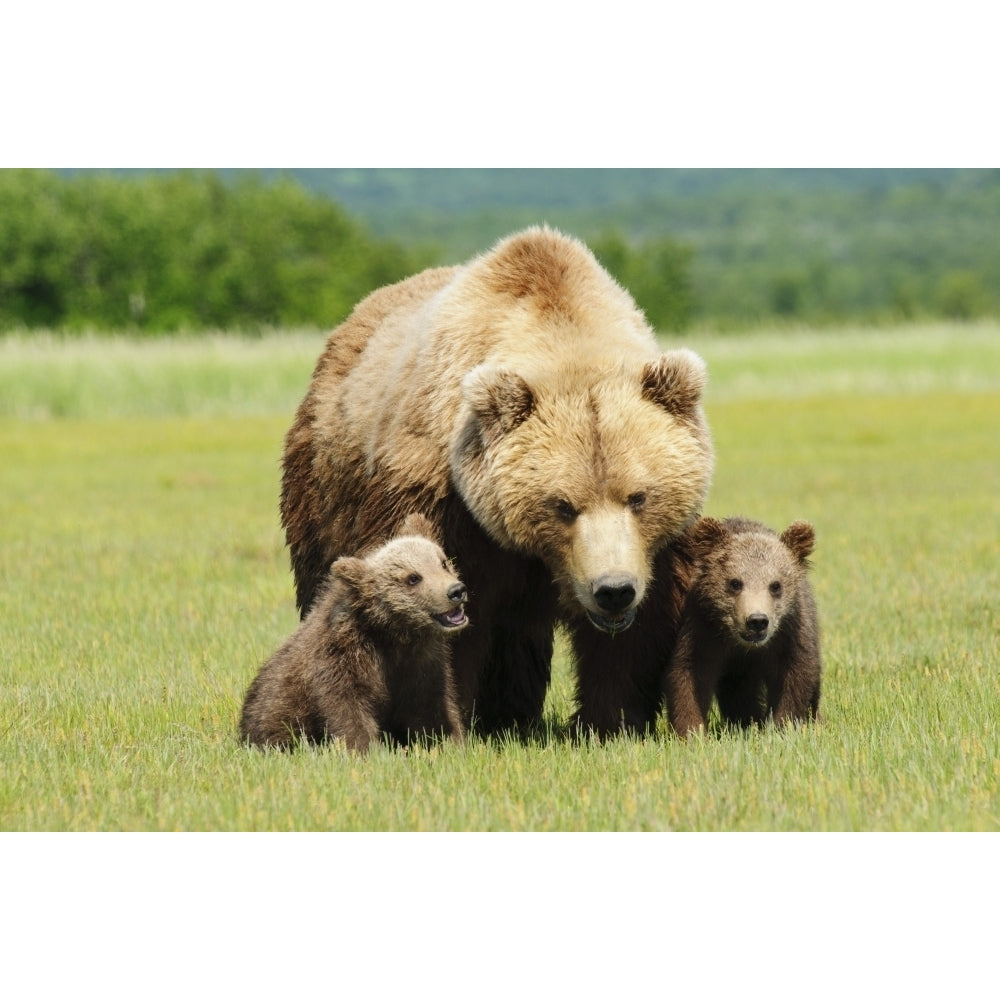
[239,514,468,751]
[664,516,821,737]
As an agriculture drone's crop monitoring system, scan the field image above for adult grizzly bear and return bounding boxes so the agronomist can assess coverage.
[240,514,468,750]
[663,517,821,737]
[281,227,714,736]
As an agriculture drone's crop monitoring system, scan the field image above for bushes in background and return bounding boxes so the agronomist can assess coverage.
[4,169,997,333]
[0,170,425,332]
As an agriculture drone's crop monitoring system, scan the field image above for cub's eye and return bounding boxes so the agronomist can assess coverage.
[727,579,743,594]
[627,491,647,513]
[769,581,782,597]
[406,573,422,586]
[554,499,578,524]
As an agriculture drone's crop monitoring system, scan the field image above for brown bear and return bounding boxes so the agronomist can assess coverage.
[281,226,714,737]
[239,514,468,750]
[663,516,821,737]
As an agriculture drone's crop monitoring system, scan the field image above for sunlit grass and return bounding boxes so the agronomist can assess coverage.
[0,329,326,419]
[690,319,1000,401]
[2,322,998,829]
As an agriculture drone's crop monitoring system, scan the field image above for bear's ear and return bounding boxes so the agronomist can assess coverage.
[462,364,535,437]
[398,512,438,543]
[781,521,815,563]
[689,516,728,553]
[331,555,369,590]
[641,349,707,418]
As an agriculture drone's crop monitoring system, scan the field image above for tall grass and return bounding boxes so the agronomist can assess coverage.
[1,321,998,830]
[0,329,327,419]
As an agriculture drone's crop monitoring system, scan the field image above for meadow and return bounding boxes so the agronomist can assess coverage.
[1,322,998,831]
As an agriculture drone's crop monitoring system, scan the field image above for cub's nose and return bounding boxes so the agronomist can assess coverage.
[746,613,769,635]
[447,582,467,604]
[593,575,637,613]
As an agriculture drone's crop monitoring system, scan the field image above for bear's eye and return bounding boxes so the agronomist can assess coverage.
[406,573,422,586]
[727,578,743,594]
[627,491,647,513]
[554,499,578,524]
[769,581,782,597]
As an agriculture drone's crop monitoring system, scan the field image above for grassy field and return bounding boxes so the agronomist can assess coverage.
[1,322,998,831]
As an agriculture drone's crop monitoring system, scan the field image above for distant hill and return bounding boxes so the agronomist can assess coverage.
[54,168,1000,326]
[214,168,969,254]
[277,168,999,326]
[63,167,964,245]
[239,167,959,218]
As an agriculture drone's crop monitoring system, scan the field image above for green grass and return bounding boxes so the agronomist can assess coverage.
[0,329,326,419]
[2,321,998,830]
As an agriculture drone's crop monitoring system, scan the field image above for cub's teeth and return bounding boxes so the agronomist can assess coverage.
[436,608,468,628]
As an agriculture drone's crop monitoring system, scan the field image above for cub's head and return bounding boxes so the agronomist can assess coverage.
[451,350,713,634]
[332,513,468,634]
[690,516,814,647]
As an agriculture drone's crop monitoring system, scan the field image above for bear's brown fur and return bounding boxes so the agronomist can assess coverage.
[239,514,468,750]
[280,227,714,736]
[663,516,821,737]
[569,529,703,736]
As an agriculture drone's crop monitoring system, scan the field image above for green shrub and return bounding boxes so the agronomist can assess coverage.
[591,232,694,333]
[0,170,425,333]
[936,270,992,320]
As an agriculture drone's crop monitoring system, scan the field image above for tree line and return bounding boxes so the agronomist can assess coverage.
[0,170,426,332]
[301,168,1000,328]
[1,169,996,333]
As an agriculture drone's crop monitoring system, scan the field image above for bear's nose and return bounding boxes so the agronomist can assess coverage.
[447,582,467,604]
[746,613,769,634]
[593,576,636,613]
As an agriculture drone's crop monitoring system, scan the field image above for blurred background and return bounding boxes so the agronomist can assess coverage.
[3,167,997,336]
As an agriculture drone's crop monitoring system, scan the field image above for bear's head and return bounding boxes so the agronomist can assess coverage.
[332,513,469,634]
[451,350,713,634]
[690,516,815,647]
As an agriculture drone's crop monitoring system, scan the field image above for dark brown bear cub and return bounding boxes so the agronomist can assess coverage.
[239,514,468,751]
[664,517,821,737]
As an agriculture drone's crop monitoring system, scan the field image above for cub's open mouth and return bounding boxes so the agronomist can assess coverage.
[435,607,468,629]
[586,607,637,636]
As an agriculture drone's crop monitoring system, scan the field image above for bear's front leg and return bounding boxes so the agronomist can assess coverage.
[473,623,554,735]
[716,662,768,728]
[570,617,664,738]
[663,626,719,738]
[765,660,821,727]
[312,674,386,752]
[328,707,382,752]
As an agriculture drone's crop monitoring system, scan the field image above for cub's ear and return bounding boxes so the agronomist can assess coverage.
[398,512,438,543]
[781,521,815,563]
[331,555,368,590]
[641,349,707,418]
[688,516,728,553]
[462,364,535,438]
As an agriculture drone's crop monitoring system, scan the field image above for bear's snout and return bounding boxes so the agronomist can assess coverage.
[435,579,469,631]
[568,505,648,634]
[584,573,640,634]
[743,612,770,643]
[593,575,637,614]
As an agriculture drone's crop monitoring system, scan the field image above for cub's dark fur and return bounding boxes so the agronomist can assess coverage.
[664,517,821,737]
[240,514,468,750]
